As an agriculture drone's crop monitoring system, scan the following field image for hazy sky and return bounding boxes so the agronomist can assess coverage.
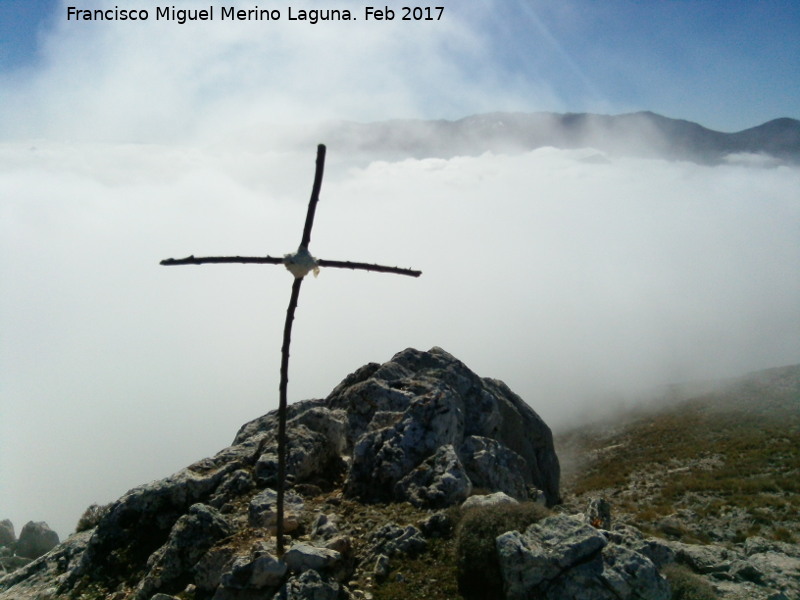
[1,1,799,539]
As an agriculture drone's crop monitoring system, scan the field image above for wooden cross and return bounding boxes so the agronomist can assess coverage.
[161,144,421,555]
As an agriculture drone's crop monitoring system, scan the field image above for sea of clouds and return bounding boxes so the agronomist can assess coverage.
[3,140,798,537]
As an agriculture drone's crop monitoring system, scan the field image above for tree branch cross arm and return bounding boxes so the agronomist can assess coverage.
[160,145,421,278]
[159,144,421,556]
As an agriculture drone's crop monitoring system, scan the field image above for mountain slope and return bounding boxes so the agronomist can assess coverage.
[557,364,800,544]
[311,111,800,164]
[2,357,798,600]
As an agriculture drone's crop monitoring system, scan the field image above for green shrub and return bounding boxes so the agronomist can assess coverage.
[454,502,549,600]
[75,503,112,533]
[662,564,720,600]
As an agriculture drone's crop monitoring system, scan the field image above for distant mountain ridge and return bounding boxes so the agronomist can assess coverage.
[314,111,800,164]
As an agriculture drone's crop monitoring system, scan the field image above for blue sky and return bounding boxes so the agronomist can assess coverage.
[0,0,798,136]
[0,0,58,69]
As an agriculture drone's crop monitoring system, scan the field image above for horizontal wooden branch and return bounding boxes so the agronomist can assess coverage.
[317,259,421,277]
[160,255,421,277]
[160,255,284,266]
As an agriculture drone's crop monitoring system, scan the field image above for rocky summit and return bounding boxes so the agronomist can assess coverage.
[4,349,796,600]
[0,347,564,600]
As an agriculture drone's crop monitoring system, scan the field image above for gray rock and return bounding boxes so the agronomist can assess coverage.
[624,537,675,570]
[283,543,341,574]
[71,439,257,585]
[745,536,800,559]
[249,488,305,530]
[600,544,670,600]
[194,546,236,593]
[280,569,340,600]
[459,436,530,500]
[496,515,607,596]
[600,522,675,570]
[135,504,232,600]
[344,388,465,502]
[0,347,560,599]
[220,556,261,591]
[0,552,30,575]
[233,398,328,446]
[735,551,800,597]
[0,529,92,600]
[238,406,348,490]
[366,523,427,560]
[585,497,612,529]
[209,469,255,509]
[497,514,668,600]
[0,522,14,548]
[250,554,289,588]
[335,347,560,506]
[292,407,349,456]
[254,421,342,487]
[311,514,340,543]
[461,491,518,510]
[15,522,59,560]
[219,547,288,592]
[394,444,472,508]
[666,540,738,574]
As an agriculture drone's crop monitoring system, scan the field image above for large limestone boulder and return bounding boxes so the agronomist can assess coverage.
[496,514,670,600]
[327,347,560,506]
[233,347,560,507]
[15,522,59,560]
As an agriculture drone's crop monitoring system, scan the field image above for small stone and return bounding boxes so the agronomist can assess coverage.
[283,543,341,573]
[249,554,288,588]
[461,491,518,510]
[585,498,612,530]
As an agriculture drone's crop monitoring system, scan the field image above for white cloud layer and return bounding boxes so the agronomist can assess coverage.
[2,142,799,538]
[1,0,558,142]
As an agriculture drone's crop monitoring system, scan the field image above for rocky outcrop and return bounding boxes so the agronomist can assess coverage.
[0,529,91,598]
[664,536,800,599]
[15,522,59,560]
[232,347,560,506]
[0,347,561,599]
[3,350,796,600]
[0,521,20,575]
[1,519,63,578]
[509,498,800,600]
[496,513,670,600]
[325,347,560,506]
[135,504,233,600]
